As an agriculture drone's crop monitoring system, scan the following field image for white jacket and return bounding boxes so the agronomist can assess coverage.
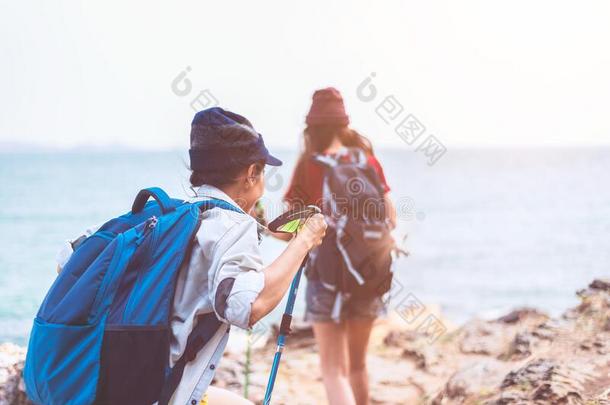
[57,185,265,404]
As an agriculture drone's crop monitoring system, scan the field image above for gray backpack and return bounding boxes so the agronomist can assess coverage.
[307,148,393,304]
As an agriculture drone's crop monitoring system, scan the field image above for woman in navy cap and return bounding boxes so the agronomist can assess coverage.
[177,107,327,404]
[56,107,327,404]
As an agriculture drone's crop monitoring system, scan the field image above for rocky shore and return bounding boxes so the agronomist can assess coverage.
[0,344,27,405]
[2,279,609,405]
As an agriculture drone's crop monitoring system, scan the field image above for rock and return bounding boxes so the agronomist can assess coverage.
[458,309,549,359]
[576,280,610,311]
[432,359,508,404]
[580,342,590,351]
[532,383,584,404]
[382,330,418,347]
[1,279,609,405]
[370,384,421,404]
[501,358,554,388]
[458,320,508,356]
[496,308,547,324]
[589,279,610,292]
[401,348,426,370]
[500,332,533,360]
[486,390,528,404]
[531,322,557,340]
[0,343,31,405]
[499,358,590,404]
[594,387,610,403]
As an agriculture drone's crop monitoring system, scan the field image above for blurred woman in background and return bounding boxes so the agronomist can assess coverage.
[284,88,396,405]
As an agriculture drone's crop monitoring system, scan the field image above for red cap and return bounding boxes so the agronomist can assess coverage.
[305,87,349,126]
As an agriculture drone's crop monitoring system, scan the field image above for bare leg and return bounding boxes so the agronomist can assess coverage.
[206,386,254,404]
[312,321,357,405]
[346,318,375,405]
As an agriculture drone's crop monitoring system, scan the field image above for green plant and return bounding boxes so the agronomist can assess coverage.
[243,329,253,398]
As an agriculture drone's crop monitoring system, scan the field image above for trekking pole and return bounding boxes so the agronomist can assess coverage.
[263,205,321,405]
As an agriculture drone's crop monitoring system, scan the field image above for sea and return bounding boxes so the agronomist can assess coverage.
[1,147,609,346]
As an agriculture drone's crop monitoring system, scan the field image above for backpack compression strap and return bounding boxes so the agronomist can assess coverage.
[196,198,243,213]
[158,197,241,405]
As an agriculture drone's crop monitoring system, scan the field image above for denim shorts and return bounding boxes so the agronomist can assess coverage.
[304,279,387,323]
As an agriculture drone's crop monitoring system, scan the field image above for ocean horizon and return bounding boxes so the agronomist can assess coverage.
[1,146,609,345]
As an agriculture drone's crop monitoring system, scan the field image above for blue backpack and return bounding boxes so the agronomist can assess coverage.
[23,187,240,405]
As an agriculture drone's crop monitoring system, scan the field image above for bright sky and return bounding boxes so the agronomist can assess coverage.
[1,0,609,150]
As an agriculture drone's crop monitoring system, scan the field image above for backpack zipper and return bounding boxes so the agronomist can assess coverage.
[121,216,160,323]
[147,216,158,229]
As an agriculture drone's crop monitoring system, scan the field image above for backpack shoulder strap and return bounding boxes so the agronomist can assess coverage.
[195,197,242,213]
[312,153,339,168]
[313,147,368,168]
[158,197,241,405]
[343,147,368,166]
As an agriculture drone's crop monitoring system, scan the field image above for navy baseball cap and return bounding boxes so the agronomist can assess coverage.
[189,107,282,171]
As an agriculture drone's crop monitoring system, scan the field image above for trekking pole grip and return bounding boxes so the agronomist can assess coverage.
[278,314,293,336]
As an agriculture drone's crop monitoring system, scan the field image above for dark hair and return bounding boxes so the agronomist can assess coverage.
[301,125,373,157]
[286,125,374,206]
[190,125,265,188]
